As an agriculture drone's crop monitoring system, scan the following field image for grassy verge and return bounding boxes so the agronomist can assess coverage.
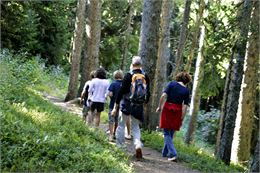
[142,130,245,172]
[0,52,132,172]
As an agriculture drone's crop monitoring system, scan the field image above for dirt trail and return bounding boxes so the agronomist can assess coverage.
[44,94,200,173]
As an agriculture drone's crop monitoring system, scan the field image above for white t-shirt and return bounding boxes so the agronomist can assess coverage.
[88,78,109,103]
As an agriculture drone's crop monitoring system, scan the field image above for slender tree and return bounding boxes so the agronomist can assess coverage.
[121,0,135,71]
[184,0,205,73]
[173,0,192,76]
[217,0,253,165]
[65,0,86,101]
[184,0,207,143]
[138,0,162,129]
[215,51,234,155]
[78,0,101,95]
[151,0,172,130]
[231,1,259,164]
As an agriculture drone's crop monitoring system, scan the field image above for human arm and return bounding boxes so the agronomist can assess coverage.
[111,73,131,116]
[182,104,188,120]
[145,74,150,103]
[80,82,89,105]
[156,93,167,112]
[182,90,190,119]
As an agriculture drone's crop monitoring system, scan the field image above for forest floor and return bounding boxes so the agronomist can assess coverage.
[44,94,200,173]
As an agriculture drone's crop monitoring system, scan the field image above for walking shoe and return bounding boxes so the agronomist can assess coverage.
[109,135,114,142]
[135,148,143,160]
[168,156,177,162]
[125,134,132,140]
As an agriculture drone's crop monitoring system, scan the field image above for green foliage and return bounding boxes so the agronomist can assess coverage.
[142,131,245,173]
[200,2,237,99]
[100,0,142,71]
[1,2,40,53]
[0,52,132,172]
[196,109,220,145]
[1,1,75,67]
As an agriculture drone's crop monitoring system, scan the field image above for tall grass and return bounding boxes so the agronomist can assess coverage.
[0,51,132,172]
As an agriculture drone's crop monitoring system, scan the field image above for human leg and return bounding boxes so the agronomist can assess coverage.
[131,116,143,159]
[82,106,87,123]
[93,102,104,127]
[116,111,127,147]
[163,129,177,159]
[125,116,131,139]
[113,111,119,137]
[95,112,101,127]
[162,142,169,157]
[87,110,94,125]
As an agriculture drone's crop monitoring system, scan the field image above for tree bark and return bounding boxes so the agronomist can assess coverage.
[173,0,192,76]
[250,135,260,173]
[65,0,86,101]
[138,0,162,129]
[215,50,234,155]
[121,0,135,72]
[217,0,253,165]
[231,1,259,164]
[184,24,206,144]
[150,0,172,130]
[184,0,205,73]
[78,0,101,95]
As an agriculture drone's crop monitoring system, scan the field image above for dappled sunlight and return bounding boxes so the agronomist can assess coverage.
[13,102,49,124]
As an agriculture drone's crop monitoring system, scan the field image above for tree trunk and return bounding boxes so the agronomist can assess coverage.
[150,0,172,130]
[138,0,162,129]
[184,23,206,144]
[217,0,253,165]
[78,0,101,95]
[121,0,135,72]
[65,0,86,102]
[184,0,205,73]
[173,0,192,76]
[215,50,234,155]
[231,1,259,164]
[250,135,260,173]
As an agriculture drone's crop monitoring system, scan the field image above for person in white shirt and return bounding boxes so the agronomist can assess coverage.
[80,71,95,123]
[88,67,109,127]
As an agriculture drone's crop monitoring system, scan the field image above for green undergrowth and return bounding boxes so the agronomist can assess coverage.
[0,52,132,172]
[142,131,246,173]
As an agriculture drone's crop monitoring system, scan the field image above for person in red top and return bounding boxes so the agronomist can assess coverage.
[156,72,191,162]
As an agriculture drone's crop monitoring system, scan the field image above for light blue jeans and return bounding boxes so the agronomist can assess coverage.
[116,111,142,149]
[162,129,177,158]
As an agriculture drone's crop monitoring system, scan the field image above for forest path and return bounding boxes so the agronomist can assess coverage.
[44,94,200,173]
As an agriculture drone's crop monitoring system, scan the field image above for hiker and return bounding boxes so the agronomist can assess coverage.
[156,72,191,162]
[107,70,124,141]
[111,56,150,160]
[88,67,110,127]
[80,71,95,123]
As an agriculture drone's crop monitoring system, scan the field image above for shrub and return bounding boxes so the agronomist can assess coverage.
[196,109,220,144]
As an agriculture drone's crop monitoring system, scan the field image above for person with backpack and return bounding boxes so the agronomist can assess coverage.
[107,70,124,141]
[111,56,150,160]
[80,71,95,123]
[156,72,191,162]
[88,67,110,127]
